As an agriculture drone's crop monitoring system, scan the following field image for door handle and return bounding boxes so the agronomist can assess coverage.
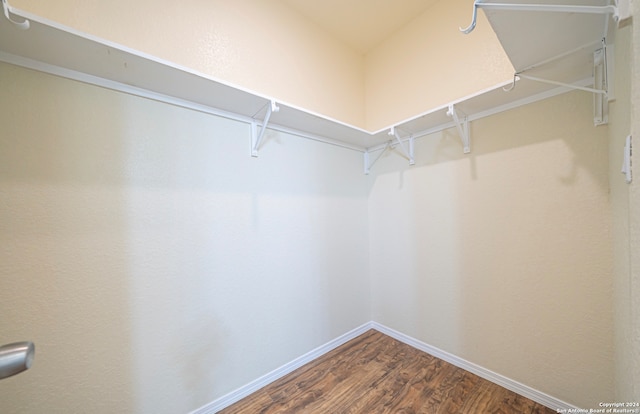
[0,342,35,380]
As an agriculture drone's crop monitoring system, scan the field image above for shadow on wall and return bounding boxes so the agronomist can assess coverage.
[0,63,136,413]
[456,92,613,408]
[368,91,609,192]
[368,90,613,408]
[0,60,371,413]
[0,62,238,413]
[455,91,613,407]
[117,82,369,410]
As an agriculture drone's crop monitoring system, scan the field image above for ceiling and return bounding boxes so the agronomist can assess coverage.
[282,0,441,53]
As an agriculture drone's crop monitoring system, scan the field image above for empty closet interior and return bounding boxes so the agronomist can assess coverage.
[0,0,637,413]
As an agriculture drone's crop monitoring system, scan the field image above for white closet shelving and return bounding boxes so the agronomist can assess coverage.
[462,0,622,127]
[0,0,623,170]
[467,0,616,75]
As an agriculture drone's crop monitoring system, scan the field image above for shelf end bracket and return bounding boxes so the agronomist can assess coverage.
[251,100,279,157]
[447,104,471,154]
[2,0,30,30]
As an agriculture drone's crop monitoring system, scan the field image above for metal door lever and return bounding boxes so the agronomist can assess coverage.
[0,341,35,380]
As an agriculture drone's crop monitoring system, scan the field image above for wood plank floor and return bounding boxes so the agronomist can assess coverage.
[218,330,556,414]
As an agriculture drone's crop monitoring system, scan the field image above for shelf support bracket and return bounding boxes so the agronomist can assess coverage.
[515,74,607,95]
[593,45,609,125]
[2,0,30,29]
[364,142,391,175]
[460,0,618,34]
[251,100,279,157]
[621,135,632,184]
[509,42,611,125]
[364,128,415,174]
[388,127,415,166]
[447,104,471,154]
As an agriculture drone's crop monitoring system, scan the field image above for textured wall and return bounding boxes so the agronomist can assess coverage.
[368,90,613,408]
[0,62,370,413]
[629,1,640,401]
[608,21,634,402]
[611,3,640,402]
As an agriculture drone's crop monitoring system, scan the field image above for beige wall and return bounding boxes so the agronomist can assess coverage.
[628,2,640,401]
[0,62,370,413]
[608,20,635,402]
[364,0,513,131]
[368,90,613,408]
[610,4,640,403]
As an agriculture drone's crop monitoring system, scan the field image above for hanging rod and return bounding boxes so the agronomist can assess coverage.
[460,0,618,34]
[2,0,29,29]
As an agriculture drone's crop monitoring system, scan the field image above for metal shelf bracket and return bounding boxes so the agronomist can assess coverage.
[251,100,279,157]
[593,44,610,125]
[447,104,471,154]
[621,135,632,183]
[364,128,415,174]
[506,41,612,125]
[2,0,30,30]
[364,142,390,175]
[389,127,415,166]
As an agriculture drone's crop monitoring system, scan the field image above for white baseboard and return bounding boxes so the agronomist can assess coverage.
[370,322,578,411]
[190,322,374,414]
[192,321,579,413]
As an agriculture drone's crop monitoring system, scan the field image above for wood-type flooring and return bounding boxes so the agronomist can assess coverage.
[218,329,556,414]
